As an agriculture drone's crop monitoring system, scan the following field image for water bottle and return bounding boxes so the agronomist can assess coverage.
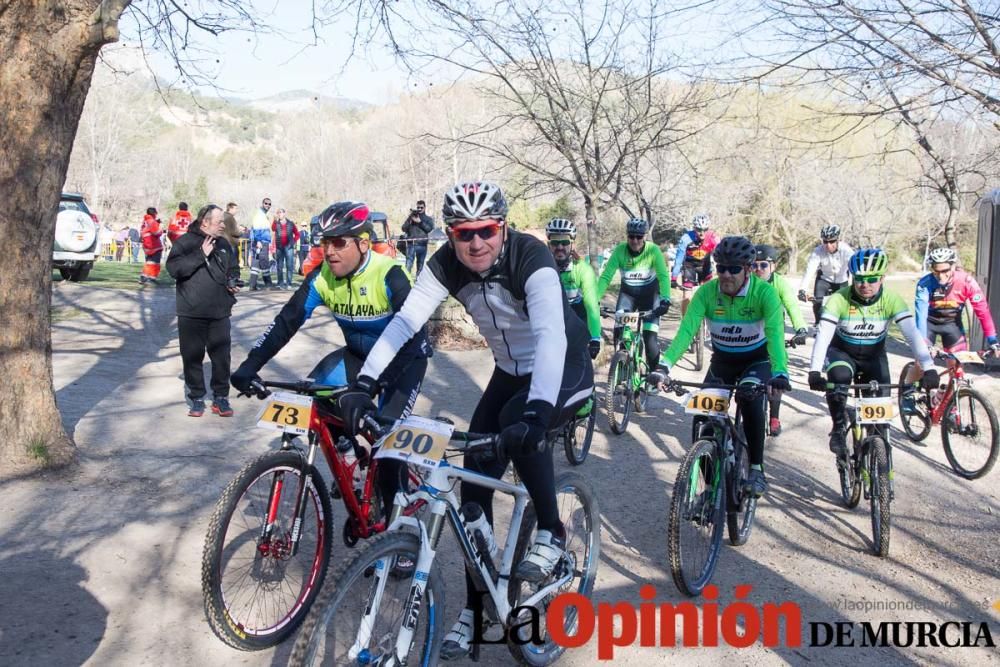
[460,502,499,563]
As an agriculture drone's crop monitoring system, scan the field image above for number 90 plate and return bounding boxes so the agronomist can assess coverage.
[255,392,314,435]
[375,415,455,469]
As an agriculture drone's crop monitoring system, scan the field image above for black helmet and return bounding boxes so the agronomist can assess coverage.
[714,236,756,266]
[318,201,372,238]
[755,244,779,263]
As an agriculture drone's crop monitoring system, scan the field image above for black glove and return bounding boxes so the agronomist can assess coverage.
[808,371,826,391]
[797,289,808,303]
[920,369,940,391]
[792,328,808,346]
[651,300,670,318]
[231,360,264,396]
[648,364,670,387]
[670,277,679,290]
[770,375,792,392]
[338,375,379,437]
[498,401,551,458]
[588,339,601,360]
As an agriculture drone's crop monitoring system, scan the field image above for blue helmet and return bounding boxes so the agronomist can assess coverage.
[849,248,888,277]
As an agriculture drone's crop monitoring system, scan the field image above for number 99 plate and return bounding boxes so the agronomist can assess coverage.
[858,396,894,424]
[255,392,314,435]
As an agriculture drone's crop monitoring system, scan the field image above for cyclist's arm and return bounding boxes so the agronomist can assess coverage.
[964,276,998,339]
[798,248,821,293]
[578,263,602,339]
[762,283,790,375]
[671,234,692,279]
[653,244,672,301]
[776,274,807,330]
[525,267,568,408]
[596,245,622,297]
[659,286,709,369]
[913,278,930,341]
[245,268,325,367]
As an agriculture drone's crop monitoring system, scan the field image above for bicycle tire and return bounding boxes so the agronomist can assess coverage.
[668,439,724,597]
[202,449,333,650]
[694,320,705,371]
[941,386,1000,479]
[605,351,633,435]
[897,362,931,442]
[506,471,601,666]
[841,426,862,509]
[726,441,757,547]
[867,437,891,557]
[288,531,444,667]
[564,395,596,466]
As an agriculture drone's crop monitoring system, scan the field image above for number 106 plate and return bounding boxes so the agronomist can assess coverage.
[255,392,314,435]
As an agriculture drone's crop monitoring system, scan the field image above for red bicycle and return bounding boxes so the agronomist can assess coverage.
[898,351,999,479]
[201,379,423,650]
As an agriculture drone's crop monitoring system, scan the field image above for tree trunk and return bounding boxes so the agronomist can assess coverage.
[583,197,598,272]
[0,3,121,477]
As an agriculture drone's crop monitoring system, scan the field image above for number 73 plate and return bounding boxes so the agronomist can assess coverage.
[375,415,455,469]
[255,392,314,436]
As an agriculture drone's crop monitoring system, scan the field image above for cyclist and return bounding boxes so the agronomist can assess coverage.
[229,201,432,522]
[671,213,720,316]
[596,218,671,377]
[902,246,1000,412]
[337,181,594,661]
[545,217,601,360]
[807,248,938,455]
[651,236,791,497]
[753,244,810,436]
[798,224,853,325]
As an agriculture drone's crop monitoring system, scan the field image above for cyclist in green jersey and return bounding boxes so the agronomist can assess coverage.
[651,236,791,497]
[753,244,810,436]
[596,218,671,374]
[546,218,602,360]
[807,248,938,455]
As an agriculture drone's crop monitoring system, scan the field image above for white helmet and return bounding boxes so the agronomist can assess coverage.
[928,247,957,264]
[545,218,576,239]
[691,214,711,231]
[442,181,508,225]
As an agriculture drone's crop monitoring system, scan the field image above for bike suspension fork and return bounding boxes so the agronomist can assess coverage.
[287,433,320,558]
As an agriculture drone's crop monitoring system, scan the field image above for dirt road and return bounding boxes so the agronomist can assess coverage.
[1,282,997,666]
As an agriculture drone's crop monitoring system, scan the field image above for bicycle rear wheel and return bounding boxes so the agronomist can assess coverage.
[288,531,443,666]
[840,425,862,509]
[605,351,633,435]
[202,450,333,650]
[564,394,596,466]
[726,441,757,546]
[867,438,891,557]
[897,362,931,442]
[668,439,724,596]
[941,387,1000,479]
[507,472,601,666]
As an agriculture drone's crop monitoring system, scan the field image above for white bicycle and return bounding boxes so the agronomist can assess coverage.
[289,413,601,666]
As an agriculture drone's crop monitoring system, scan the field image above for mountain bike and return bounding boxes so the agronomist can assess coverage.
[561,389,596,466]
[603,307,655,434]
[897,350,999,479]
[825,380,901,557]
[664,379,769,597]
[289,413,601,666]
[201,379,424,650]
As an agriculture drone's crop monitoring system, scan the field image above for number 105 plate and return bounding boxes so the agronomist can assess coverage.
[255,392,314,435]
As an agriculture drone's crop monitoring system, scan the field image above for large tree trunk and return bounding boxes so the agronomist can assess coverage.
[583,197,598,272]
[0,3,123,476]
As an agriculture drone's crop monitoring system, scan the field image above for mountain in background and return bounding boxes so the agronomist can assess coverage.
[233,89,371,113]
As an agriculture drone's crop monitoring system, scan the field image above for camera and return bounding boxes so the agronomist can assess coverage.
[228,277,246,290]
[410,208,420,217]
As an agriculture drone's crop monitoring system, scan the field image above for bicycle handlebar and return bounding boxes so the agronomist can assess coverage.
[662,378,772,397]
[600,307,656,319]
[242,378,348,400]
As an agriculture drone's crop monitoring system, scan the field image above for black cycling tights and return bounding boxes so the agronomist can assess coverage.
[824,347,890,436]
[705,359,770,467]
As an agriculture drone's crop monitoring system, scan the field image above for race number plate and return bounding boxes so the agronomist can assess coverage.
[684,388,731,417]
[374,416,455,469]
[952,351,984,365]
[858,396,895,424]
[619,312,640,325]
[255,392,314,435]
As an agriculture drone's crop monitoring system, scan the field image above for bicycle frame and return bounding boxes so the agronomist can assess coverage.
[608,309,654,386]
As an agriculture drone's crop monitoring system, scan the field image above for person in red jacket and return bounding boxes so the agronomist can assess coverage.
[140,207,165,284]
[270,208,300,289]
[167,201,193,243]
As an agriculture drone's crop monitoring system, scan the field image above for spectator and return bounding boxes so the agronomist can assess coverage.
[128,224,141,263]
[222,202,242,260]
[168,202,194,243]
[114,226,129,262]
[166,204,241,418]
[401,199,435,275]
[271,208,300,289]
[249,198,274,290]
[140,207,164,284]
[297,221,311,273]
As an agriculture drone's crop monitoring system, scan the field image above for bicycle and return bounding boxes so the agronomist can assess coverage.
[823,380,901,557]
[201,379,424,650]
[664,378,769,597]
[561,388,596,466]
[602,307,656,434]
[289,413,601,666]
[897,350,999,479]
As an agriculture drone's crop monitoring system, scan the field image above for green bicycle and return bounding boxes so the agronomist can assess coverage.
[603,307,656,434]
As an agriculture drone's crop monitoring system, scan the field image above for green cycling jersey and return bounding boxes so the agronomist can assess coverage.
[659,274,788,375]
[597,241,671,300]
[559,258,601,338]
[769,272,808,331]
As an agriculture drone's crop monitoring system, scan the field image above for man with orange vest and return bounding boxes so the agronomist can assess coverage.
[140,207,165,284]
[168,202,193,243]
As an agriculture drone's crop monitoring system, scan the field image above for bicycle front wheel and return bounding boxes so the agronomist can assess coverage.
[289,531,444,667]
[668,439,724,596]
[726,441,757,547]
[564,394,596,466]
[507,472,601,666]
[605,351,633,435]
[202,450,333,650]
[941,386,1000,479]
[840,425,862,509]
[897,362,931,442]
[867,438,891,557]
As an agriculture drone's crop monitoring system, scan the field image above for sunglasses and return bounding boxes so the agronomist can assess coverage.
[322,237,358,249]
[932,266,954,274]
[751,261,772,270]
[628,234,645,241]
[263,202,272,206]
[717,264,745,275]
[823,240,837,245]
[549,239,572,247]
[853,275,881,284]
[451,224,502,242]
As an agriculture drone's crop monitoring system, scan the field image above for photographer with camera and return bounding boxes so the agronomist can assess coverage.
[401,199,435,275]
[167,204,242,418]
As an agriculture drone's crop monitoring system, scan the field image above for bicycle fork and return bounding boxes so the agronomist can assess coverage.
[261,433,314,559]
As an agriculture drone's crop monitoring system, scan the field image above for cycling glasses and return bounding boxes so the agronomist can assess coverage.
[853,274,882,284]
[450,223,503,242]
[627,234,645,241]
[322,237,357,249]
[549,239,572,247]
[716,264,745,275]
[751,261,771,270]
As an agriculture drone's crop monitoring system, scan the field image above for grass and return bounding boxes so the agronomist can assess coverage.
[26,439,50,465]
[50,306,85,322]
[52,262,254,290]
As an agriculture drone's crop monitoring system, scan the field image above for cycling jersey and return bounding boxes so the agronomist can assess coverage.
[769,272,808,331]
[671,229,720,279]
[659,275,788,375]
[361,230,591,408]
[597,241,671,300]
[798,242,854,292]
[914,269,996,341]
[245,250,431,383]
[559,258,601,339]
[810,287,933,372]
